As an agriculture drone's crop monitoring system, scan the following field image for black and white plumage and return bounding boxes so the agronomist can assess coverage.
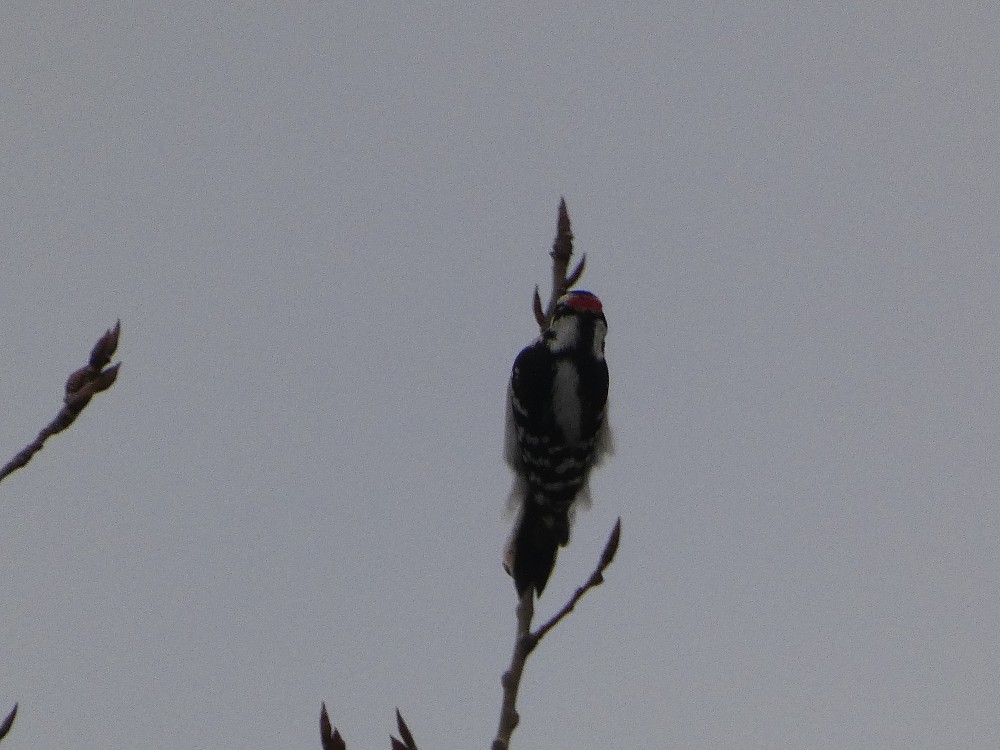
[504,290,611,597]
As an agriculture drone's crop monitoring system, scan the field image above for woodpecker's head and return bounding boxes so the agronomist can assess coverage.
[545,290,608,356]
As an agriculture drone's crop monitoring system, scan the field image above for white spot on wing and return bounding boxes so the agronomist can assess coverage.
[503,383,522,471]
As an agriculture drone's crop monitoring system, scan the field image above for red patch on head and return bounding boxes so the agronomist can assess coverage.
[560,291,603,314]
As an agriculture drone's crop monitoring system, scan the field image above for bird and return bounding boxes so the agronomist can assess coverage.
[503,289,611,597]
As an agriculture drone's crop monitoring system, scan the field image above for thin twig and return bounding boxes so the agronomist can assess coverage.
[492,520,621,750]
[532,199,586,331]
[492,590,535,750]
[0,321,122,486]
[532,519,621,644]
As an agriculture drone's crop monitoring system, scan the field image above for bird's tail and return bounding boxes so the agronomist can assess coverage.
[504,495,570,597]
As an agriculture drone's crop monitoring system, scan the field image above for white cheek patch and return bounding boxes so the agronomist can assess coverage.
[552,360,582,444]
[547,316,580,352]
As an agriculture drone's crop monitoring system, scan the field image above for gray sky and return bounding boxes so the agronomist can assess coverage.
[3,3,1000,748]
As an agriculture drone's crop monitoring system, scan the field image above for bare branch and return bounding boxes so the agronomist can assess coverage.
[0,321,122,486]
[0,704,16,742]
[492,591,535,750]
[533,519,621,644]
[492,520,621,750]
[320,703,347,750]
[533,199,585,331]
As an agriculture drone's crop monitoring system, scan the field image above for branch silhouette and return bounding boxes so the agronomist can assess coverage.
[391,709,419,750]
[532,198,586,331]
[319,704,419,750]
[0,321,122,485]
[492,520,621,750]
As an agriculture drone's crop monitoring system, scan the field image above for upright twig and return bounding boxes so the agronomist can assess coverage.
[0,321,122,485]
[532,199,586,331]
[492,591,535,750]
[492,521,621,750]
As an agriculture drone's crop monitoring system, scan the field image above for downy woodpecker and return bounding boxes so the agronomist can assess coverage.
[504,290,611,596]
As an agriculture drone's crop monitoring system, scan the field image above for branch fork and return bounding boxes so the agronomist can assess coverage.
[492,519,621,750]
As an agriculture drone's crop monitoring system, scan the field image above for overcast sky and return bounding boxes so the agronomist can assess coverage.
[3,3,1000,749]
